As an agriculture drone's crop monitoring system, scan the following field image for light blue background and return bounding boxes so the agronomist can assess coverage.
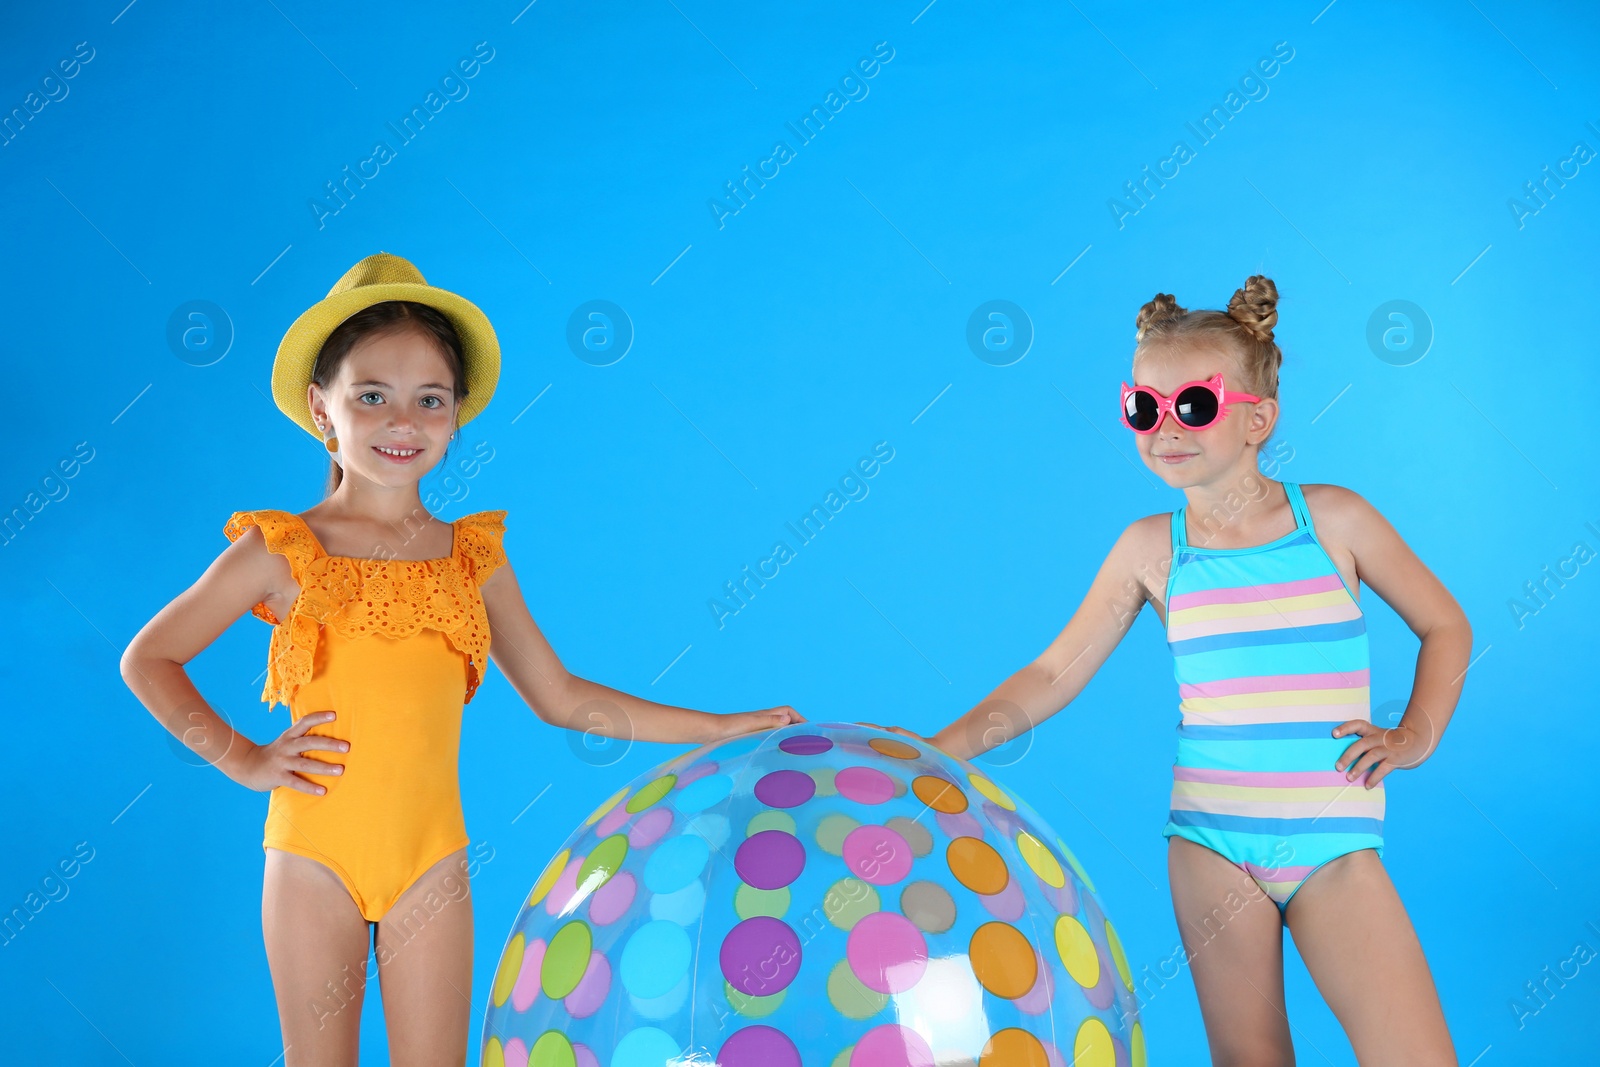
[3,1,1596,1063]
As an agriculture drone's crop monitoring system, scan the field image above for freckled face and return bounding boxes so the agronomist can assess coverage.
[1129,344,1258,486]
[312,327,459,486]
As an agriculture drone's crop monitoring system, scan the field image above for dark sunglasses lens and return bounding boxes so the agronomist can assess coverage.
[1175,386,1219,428]
[1124,390,1159,431]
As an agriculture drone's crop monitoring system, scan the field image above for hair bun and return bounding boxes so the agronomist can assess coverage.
[1135,293,1187,341]
[1226,275,1278,344]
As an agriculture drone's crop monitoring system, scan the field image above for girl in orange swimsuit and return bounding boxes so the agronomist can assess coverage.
[121,252,803,1067]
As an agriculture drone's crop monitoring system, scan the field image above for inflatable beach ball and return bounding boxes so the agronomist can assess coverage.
[482,722,1145,1067]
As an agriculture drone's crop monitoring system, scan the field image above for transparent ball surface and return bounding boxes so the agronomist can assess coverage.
[482,723,1146,1067]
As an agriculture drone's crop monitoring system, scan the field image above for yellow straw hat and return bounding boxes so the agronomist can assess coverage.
[271,251,500,441]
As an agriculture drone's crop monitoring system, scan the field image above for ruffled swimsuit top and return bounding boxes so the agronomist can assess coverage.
[224,509,509,711]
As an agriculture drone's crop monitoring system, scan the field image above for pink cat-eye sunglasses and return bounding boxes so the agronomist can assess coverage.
[1120,372,1261,434]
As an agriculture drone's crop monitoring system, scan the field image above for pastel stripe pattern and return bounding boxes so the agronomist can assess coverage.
[1160,482,1384,912]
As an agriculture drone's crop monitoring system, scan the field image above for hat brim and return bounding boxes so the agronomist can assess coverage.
[272,282,500,441]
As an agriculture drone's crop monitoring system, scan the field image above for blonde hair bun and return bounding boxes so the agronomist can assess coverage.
[1225,274,1278,345]
[1135,293,1187,342]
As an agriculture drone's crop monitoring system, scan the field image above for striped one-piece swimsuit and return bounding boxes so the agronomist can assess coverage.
[1160,480,1385,912]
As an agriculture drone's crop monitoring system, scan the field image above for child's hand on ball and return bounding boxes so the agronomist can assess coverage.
[722,705,805,738]
[857,721,933,745]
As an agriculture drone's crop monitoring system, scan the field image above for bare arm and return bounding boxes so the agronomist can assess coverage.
[119,526,347,794]
[480,559,800,745]
[884,518,1159,762]
[1314,485,1473,785]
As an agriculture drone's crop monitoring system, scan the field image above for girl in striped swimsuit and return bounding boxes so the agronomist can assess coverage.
[872,276,1471,1065]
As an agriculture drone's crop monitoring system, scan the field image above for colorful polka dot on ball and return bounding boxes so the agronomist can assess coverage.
[481,723,1145,1066]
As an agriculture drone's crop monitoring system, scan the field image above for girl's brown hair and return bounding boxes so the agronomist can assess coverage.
[1133,274,1283,404]
[312,300,470,496]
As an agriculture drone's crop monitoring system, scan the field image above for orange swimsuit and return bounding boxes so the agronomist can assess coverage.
[223,509,508,922]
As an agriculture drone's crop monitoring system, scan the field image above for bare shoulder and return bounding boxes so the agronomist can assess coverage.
[234,522,302,619]
[1299,483,1391,600]
[1300,481,1369,520]
[215,522,299,617]
[479,548,517,597]
[1299,482,1381,554]
[123,521,295,667]
[1127,510,1174,547]
[222,520,291,575]
[1298,481,1467,635]
[1071,512,1175,618]
[1125,511,1176,603]
[1023,511,1173,697]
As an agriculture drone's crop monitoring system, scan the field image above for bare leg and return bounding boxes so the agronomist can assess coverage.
[262,848,373,1067]
[1168,837,1296,1066]
[1285,849,1457,1066]
[376,848,475,1067]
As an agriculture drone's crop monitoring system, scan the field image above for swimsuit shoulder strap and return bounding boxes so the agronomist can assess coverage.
[1165,507,1188,617]
[1283,481,1312,532]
